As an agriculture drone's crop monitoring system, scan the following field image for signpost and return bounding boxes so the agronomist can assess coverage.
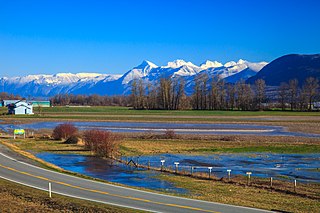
[160,160,165,171]
[208,167,213,179]
[227,169,232,181]
[246,172,252,185]
[14,129,25,139]
[174,162,179,173]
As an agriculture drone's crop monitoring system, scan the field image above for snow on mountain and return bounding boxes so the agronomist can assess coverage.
[224,61,237,67]
[200,60,223,69]
[246,61,268,72]
[203,59,267,79]
[121,60,158,85]
[224,68,257,83]
[0,59,267,97]
[163,59,198,69]
[0,72,120,97]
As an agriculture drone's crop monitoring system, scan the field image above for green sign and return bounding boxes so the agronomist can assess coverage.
[14,129,25,135]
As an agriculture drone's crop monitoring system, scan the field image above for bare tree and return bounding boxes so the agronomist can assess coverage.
[297,87,308,111]
[52,123,78,140]
[236,81,254,111]
[137,79,145,109]
[278,82,289,110]
[130,79,139,109]
[200,73,209,110]
[303,77,319,111]
[145,83,158,109]
[289,79,299,111]
[218,80,226,110]
[254,79,266,110]
[208,78,219,110]
[171,77,185,110]
[192,75,202,110]
[83,130,119,158]
[158,77,172,110]
[226,84,236,110]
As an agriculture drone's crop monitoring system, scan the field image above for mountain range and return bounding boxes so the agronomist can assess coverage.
[0,59,267,97]
[1,54,319,97]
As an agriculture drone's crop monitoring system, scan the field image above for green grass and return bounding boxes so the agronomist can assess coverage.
[41,106,320,116]
[3,105,319,124]
[192,144,320,154]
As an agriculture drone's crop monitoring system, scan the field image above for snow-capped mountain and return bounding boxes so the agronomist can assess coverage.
[121,60,158,85]
[0,73,121,97]
[196,59,266,81]
[0,59,267,97]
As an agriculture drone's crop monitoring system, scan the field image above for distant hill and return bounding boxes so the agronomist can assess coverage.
[247,54,320,85]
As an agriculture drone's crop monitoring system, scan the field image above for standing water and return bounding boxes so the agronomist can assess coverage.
[36,152,187,194]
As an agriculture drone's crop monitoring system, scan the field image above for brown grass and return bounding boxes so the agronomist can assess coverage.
[158,174,320,213]
[0,178,141,212]
[120,134,320,155]
[0,140,64,171]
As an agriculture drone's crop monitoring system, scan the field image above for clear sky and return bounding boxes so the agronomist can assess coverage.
[0,0,319,77]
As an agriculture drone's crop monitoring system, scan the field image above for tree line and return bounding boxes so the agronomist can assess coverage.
[0,92,22,100]
[48,77,319,111]
[130,75,320,111]
[50,94,129,107]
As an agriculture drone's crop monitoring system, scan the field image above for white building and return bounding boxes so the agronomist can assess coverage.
[312,102,320,110]
[7,100,33,115]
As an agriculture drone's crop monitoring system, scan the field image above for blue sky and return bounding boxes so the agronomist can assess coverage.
[0,0,319,76]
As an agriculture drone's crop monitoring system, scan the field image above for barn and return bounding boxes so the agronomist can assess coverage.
[7,100,33,115]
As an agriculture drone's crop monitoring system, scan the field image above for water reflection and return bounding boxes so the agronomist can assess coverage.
[36,152,187,193]
[133,153,320,183]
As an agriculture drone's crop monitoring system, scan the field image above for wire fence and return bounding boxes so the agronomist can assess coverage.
[118,156,320,199]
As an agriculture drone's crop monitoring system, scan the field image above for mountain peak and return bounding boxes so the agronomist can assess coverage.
[224,61,237,67]
[200,60,223,69]
[237,59,247,64]
[54,73,74,77]
[135,60,158,69]
[164,59,197,68]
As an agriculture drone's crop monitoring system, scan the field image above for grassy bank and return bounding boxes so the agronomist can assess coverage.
[120,134,320,155]
[157,174,320,213]
[0,178,141,213]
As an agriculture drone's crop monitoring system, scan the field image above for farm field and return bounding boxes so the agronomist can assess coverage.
[2,106,320,134]
[1,106,320,212]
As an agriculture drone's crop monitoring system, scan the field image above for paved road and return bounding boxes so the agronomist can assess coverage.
[0,151,271,213]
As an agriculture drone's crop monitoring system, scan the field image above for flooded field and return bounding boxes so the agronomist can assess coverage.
[135,153,320,183]
[3,121,320,137]
[36,152,187,194]
[36,152,320,192]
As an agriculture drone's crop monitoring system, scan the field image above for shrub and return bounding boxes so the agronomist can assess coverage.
[52,123,78,140]
[83,130,119,157]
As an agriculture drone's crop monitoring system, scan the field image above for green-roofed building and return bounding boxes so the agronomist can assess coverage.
[30,101,51,107]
